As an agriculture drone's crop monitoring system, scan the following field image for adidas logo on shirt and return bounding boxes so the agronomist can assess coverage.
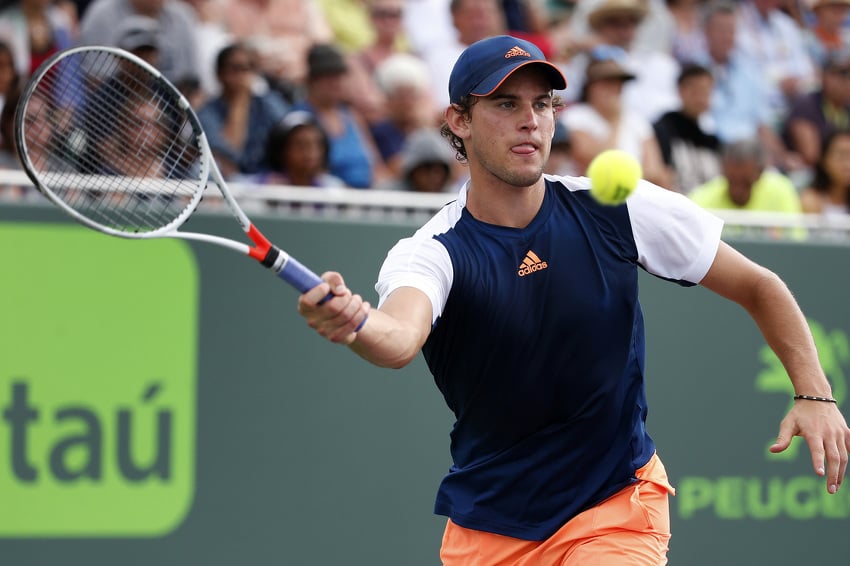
[504,46,531,59]
[517,250,548,277]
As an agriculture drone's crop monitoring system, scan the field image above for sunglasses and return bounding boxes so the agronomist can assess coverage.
[828,67,850,78]
[371,8,402,18]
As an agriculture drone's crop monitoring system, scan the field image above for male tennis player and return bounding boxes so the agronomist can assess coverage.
[298,35,850,564]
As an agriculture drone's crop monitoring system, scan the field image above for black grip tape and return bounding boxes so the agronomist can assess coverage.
[261,246,280,268]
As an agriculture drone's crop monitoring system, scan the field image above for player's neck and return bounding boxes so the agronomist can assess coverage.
[465,178,545,228]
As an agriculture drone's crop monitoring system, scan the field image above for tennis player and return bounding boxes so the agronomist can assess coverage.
[298,35,850,564]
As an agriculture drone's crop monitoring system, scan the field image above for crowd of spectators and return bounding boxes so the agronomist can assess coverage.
[0,0,849,218]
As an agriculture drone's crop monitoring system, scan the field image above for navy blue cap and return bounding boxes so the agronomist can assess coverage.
[448,36,567,104]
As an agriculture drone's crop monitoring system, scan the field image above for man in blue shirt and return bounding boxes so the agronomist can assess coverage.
[197,42,289,179]
[297,35,850,564]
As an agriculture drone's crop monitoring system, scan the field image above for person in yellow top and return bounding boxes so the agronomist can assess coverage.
[689,138,803,212]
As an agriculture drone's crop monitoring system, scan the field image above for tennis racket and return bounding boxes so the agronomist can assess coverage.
[14,45,338,305]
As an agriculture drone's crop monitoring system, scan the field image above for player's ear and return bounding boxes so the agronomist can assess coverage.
[444,104,471,139]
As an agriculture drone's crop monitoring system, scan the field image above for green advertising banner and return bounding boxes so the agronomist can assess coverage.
[1,206,849,564]
[0,224,197,537]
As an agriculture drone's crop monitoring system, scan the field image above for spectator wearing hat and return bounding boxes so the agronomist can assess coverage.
[562,0,680,123]
[78,0,200,86]
[114,14,160,64]
[567,0,675,56]
[783,49,850,169]
[802,0,850,67]
[289,43,388,189]
[196,42,290,179]
[377,127,457,192]
[561,51,672,186]
[256,110,345,188]
[369,53,441,176]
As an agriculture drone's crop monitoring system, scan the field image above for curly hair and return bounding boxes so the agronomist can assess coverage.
[440,94,564,164]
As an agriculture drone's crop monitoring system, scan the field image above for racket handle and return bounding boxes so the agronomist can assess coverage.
[276,254,367,331]
[277,255,331,301]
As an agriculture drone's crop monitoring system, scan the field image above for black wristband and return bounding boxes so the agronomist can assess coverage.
[793,394,837,403]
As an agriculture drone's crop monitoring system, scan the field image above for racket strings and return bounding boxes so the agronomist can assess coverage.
[20,49,206,234]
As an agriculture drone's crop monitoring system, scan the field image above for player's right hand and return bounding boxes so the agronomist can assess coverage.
[298,272,370,345]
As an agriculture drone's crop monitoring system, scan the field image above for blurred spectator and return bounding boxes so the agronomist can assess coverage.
[356,0,410,76]
[255,110,345,187]
[78,0,199,85]
[290,43,387,188]
[561,53,671,186]
[665,0,709,63]
[0,86,25,199]
[567,0,675,55]
[0,0,76,79]
[219,0,332,100]
[196,42,290,179]
[783,49,850,169]
[690,138,803,212]
[369,53,440,175]
[0,41,20,118]
[544,120,576,176]
[377,127,456,192]
[702,0,798,171]
[0,85,21,170]
[101,98,170,176]
[736,0,817,130]
[422,0,508,108]
[799,129,850,214]
[802,0,850,67]
[0,87,73,199]
[114,14,160,65]
[563,0,680,122]
[653,63,721,193]
[403,0,455,58]
[318,0,375,52]
[179,0,231,102]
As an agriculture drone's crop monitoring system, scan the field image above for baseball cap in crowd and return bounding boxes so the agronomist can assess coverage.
[115,15,160,52]
[585,57,636,84]
[307,43,348,79]
[448,35,567,105]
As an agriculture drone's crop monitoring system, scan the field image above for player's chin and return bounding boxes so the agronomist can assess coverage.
[502,165,545,188]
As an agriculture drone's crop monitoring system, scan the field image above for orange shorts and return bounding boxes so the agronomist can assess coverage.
[440,452,675,566]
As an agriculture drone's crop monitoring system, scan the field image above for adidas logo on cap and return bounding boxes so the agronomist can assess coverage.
[505,46,531,59]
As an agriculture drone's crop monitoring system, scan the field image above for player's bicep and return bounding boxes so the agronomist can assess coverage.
[379,286,433,350]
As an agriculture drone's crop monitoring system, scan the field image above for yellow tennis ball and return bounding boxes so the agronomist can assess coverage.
[587,150,642,205]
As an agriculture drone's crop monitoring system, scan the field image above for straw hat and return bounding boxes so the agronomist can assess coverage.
[588,0,649,31]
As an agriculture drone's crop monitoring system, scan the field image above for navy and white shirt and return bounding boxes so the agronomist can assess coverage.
[375,175,723,541]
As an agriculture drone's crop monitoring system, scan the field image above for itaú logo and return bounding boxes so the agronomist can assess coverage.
[518,250,548,277]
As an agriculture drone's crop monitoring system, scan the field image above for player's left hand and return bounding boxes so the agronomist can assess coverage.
[769,400,850,493]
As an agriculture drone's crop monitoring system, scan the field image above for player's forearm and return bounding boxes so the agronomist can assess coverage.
[348,309,426,369]
[743,271,832,397]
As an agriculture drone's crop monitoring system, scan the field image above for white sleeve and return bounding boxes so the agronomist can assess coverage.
[375,230,454,325]
[626,180,724,284]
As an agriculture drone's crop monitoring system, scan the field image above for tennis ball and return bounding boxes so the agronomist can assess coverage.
[587,150,642,205]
